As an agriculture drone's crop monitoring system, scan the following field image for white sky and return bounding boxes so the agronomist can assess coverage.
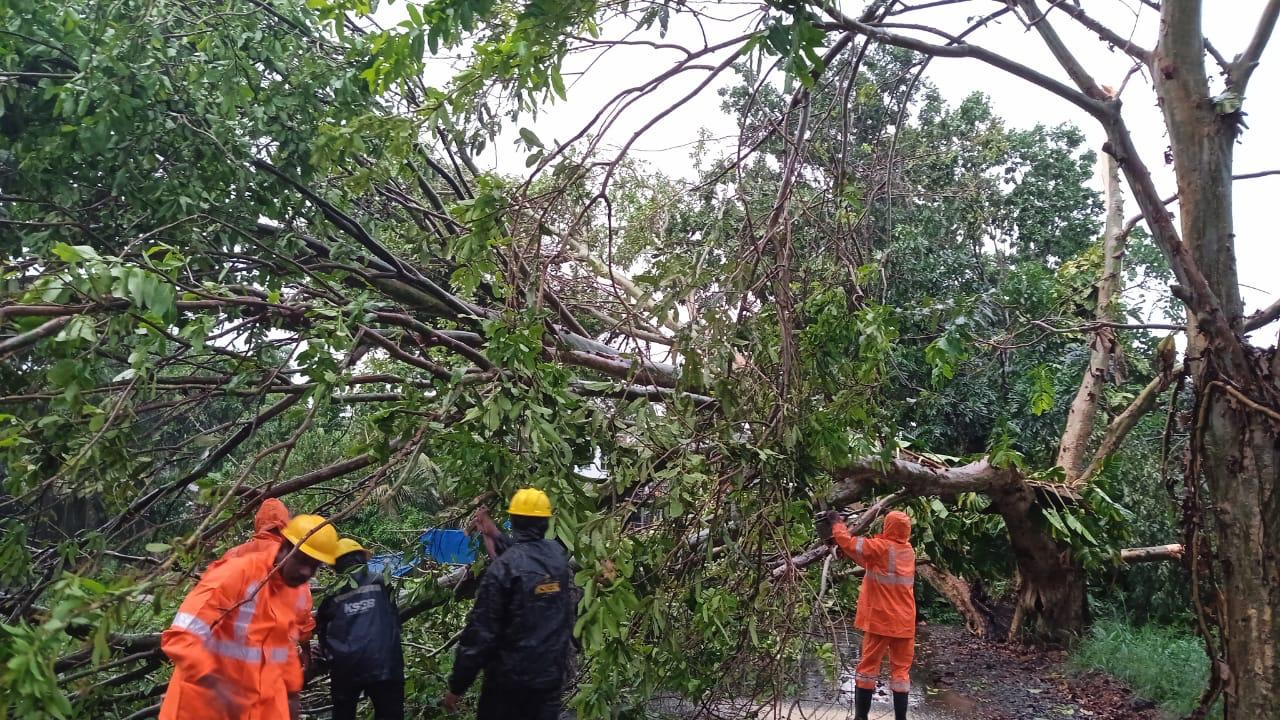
[386,0,1280,318]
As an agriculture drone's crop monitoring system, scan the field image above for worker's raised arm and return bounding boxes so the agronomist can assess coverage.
[831,519,887,569]
[447,559,511,697]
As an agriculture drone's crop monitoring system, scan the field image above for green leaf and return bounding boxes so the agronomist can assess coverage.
[51,243,100,263]
[518,127,544,149]
[1064,512,1098,545]
[550,67,567,100]
[144,542,171,553]
[47,359,79,387]
[1041,507,1068,536]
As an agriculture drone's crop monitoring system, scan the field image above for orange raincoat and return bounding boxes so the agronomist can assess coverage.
[215,499,291,565]
[161,546,306,719]
[833,510,917,692]
[161,545,307,717]
[209,499,316,651]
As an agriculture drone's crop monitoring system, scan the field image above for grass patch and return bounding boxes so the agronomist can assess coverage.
[1071,619,1215,718]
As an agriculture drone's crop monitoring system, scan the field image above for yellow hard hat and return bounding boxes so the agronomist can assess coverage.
[335,537,366,559]
[508,488,552,518]
[280,514,339,564]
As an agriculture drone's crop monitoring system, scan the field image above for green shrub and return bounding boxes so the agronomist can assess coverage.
[1071,619,1217,718]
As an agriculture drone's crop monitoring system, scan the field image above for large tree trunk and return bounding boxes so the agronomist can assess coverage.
[1151,4,1280,715]
[991,484,1087,642]
[1198,390,1280,716]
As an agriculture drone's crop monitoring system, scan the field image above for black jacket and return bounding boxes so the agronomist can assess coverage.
[317,567,404,685]
[448,526,575,694]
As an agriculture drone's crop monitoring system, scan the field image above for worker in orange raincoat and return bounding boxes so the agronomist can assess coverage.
[207,498,317,675]
[160,514,339,720]
[819,509,917,720]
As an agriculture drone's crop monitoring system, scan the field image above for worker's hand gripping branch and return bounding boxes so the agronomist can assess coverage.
[815,510,838,544]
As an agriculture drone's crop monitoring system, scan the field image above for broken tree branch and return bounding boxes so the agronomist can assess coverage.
[771,489,910,579]
[1081,365,1184,483]
[1120,544,1185,564]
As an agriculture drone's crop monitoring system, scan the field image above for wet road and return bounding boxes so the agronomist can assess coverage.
[659,625,980,719]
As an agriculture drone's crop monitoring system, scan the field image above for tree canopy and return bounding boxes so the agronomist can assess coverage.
[4,0,1279,718]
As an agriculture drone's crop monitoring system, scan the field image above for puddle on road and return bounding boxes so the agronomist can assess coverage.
[788,624,979,719]
[659,626,982,719]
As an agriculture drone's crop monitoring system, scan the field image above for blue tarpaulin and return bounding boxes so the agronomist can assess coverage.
[367,523,507,576]
[419,528,478,565]
[367,552,413,578]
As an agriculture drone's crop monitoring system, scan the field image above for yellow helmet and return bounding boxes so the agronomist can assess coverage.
[335,537,366,560]
[280,514,339,564]
[507,488,552,518]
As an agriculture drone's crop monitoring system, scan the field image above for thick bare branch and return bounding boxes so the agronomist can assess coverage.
[831,456,1021,506]
[1081,365,1184,482]
[1231,0,1280,91]
[0,316,72,358]
[824,9,1109,119]
[1015,0,1109,100]
[1243,296,1280,334]
[1058,152,1126,483]
[1120,544,1185,564]
[1035,0,1152,64]
[258,453,381,499]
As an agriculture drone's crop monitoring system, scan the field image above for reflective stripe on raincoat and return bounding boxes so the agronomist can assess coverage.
[160,547,300,719]
[833,510,916,639]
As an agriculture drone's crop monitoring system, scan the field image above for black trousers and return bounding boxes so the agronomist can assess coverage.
[331,677,404,720]
[476,680,563,720]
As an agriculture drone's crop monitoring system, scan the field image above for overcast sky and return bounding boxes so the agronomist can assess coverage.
[388,0,1279,318]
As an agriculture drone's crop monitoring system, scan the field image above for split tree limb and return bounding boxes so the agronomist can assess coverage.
[1081,365,1184,482]
[917,565,996,638]
[1120,544,1185,564]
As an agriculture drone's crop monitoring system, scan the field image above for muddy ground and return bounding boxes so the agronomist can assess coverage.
[916,623,1162,720]
[654,621,1165,719]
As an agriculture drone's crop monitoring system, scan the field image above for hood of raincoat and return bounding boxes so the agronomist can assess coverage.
[882,510,911,542]
[254,498,289,536]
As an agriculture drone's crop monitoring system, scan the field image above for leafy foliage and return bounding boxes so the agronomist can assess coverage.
[2,0,1192,716]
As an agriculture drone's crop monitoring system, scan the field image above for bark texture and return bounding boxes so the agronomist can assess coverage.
[1119,544,1184,564]
[917,565,997,639]
[990,484,1087,642]
[1058,153,1125,483]
[1150,3,1280,715]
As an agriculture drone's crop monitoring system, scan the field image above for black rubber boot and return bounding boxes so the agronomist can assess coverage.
[853,687,873,720]
[893,690,908,720]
